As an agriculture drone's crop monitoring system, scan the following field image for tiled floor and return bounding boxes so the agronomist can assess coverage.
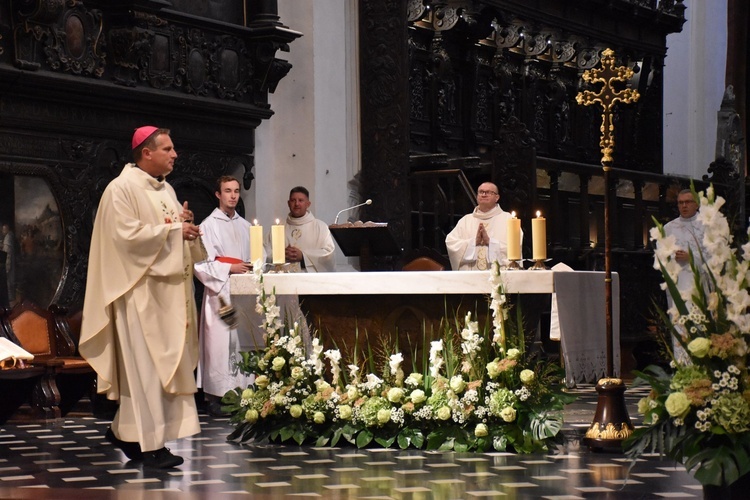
[0,384,703,499]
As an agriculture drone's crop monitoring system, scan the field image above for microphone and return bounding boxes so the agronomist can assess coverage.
[334,199,372,224]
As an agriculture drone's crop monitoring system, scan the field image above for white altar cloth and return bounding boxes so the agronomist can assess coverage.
[231,270,553,295]
[230,270,619,386]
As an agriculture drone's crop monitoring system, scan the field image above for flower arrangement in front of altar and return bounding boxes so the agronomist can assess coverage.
[224,262,575,453]
[625,185,750,489]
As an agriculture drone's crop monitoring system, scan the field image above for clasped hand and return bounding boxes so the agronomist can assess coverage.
[285,245,303,262]
[475,224,490,246]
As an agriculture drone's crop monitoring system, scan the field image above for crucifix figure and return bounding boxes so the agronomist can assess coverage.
[575,48,639,450]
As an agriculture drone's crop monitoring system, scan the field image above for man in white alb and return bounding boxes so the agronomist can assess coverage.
[445,182,521,270]
[266,186,335,272]
[193,176,258,415]
[660,189,707,362]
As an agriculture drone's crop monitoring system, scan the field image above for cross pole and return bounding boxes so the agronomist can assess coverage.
[575,48,639,449]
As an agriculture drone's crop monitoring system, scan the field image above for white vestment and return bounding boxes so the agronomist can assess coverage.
[193,208,259,398]
[445,205,522,270]
[264,211,335,273]
[662,213,707,362]
[80,164,201,451]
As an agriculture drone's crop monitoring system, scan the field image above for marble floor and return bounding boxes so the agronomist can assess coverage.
[0,384,703,499]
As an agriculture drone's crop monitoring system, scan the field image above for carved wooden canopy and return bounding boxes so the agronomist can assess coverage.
[0,0,300,308]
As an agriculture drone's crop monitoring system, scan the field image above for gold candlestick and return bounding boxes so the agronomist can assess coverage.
[530,259,548,270]
[506,259,522,270]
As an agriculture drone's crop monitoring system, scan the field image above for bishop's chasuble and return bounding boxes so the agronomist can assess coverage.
[80,164,202,451]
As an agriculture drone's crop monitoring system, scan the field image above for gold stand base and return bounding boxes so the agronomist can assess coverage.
[506,260,522,270]
[582,377,634,451]
[530,259,548,270]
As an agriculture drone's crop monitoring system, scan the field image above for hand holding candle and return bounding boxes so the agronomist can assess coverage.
[271,219,285,264]
[506,212,521,261]
[532,211,547,260]
[250,219,263,264]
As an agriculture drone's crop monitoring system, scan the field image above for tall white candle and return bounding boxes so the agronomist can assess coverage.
[271,219,285,264]
[250,219,263,264]
[507,212,521,261]
[532,211,547,260]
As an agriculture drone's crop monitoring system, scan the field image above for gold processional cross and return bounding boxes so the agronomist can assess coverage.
[576,48,640,165]
[575,48,639,448]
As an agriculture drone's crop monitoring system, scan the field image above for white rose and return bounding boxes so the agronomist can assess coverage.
[500,406,516,422]
[244,409,259,423]
[271,356,286,371]
[506,348,521,360]
[377,408,392,425]
[387,387,405,403]
[449,375,467,393]
[474,423,488,437]
[338,405,352,420]
[410,389,426,404]
[255,375,270,389]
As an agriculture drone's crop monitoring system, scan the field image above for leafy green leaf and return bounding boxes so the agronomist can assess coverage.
[356,429,373,448]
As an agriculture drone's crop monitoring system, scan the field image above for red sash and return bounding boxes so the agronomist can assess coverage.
[216,256,243,264]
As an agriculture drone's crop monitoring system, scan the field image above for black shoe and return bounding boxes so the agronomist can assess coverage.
[105,427,143,461]
[207,400,230,417]
[142,447,184,469]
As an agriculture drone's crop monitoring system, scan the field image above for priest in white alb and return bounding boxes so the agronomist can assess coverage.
[660,188,707,362]
[265,186,335,273]
[445,182,521,270]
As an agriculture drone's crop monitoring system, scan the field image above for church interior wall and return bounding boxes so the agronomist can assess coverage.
[663,0,729,180]
[251,0,360,270]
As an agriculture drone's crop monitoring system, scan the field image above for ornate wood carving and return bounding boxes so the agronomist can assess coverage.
[0,0,298,308]
[404,0,687,176]
[359,0,411,266]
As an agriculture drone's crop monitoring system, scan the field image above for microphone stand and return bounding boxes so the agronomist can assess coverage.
[334,199,372,224]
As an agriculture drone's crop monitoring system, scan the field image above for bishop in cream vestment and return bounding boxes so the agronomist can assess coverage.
[80,164,203,452]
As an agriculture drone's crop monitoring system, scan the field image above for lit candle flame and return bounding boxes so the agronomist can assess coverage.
[253,219,258,225]
[275,218,280,225]
[536,210,541,218]
[511,211,516,218]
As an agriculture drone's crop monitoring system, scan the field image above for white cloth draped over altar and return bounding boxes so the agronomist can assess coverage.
[230,270,620,387]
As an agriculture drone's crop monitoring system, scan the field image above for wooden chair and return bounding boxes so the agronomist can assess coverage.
[2,300,94,421]
[401,247,451,271]
[0,304,58,422]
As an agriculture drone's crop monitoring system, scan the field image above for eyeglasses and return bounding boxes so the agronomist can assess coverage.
[677,200,696,205]
[478,190,498,196]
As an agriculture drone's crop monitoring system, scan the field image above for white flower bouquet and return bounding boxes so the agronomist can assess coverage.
[225,264,574,452]
[625,186,750,488]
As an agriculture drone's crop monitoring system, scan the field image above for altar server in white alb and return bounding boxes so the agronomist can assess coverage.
[80,126,203,469]
[446,182,521,270]
[266,186,335,272]
[660,189,707,362]
[193,176,257,416]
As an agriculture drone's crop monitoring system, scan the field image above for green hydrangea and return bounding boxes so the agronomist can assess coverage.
[246,389,270,413]
[358,396,391,427]
[489,388,516,417]
[711,393,750,433]
[670,365,708,391]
